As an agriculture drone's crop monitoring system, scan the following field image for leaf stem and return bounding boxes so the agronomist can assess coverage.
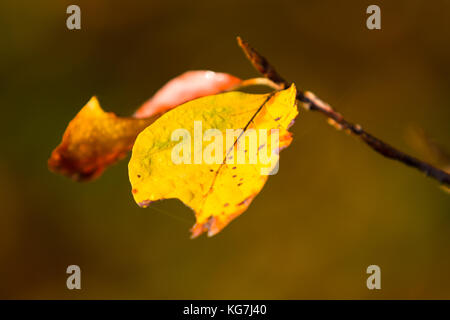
[230,77,283,91]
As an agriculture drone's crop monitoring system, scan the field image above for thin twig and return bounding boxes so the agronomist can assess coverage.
[237,37,450,186]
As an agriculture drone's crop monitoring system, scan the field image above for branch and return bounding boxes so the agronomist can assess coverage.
[237,37,450,186]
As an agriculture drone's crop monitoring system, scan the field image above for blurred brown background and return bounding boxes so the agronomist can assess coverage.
[0,0,449,299]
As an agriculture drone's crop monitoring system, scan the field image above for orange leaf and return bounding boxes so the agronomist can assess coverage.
[49,71,241,181]
[48,97,156,181]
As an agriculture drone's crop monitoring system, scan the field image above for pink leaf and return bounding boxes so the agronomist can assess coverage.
[134,71,241,118]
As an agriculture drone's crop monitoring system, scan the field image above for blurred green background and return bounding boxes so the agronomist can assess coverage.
[0,0,449,299]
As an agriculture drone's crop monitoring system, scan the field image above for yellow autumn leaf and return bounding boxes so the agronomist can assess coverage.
[129,84,298,237]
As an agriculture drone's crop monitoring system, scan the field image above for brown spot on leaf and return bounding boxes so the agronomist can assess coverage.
[237,197,251,206]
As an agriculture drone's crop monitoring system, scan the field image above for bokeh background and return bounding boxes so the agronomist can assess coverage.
[1,0,449,299]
